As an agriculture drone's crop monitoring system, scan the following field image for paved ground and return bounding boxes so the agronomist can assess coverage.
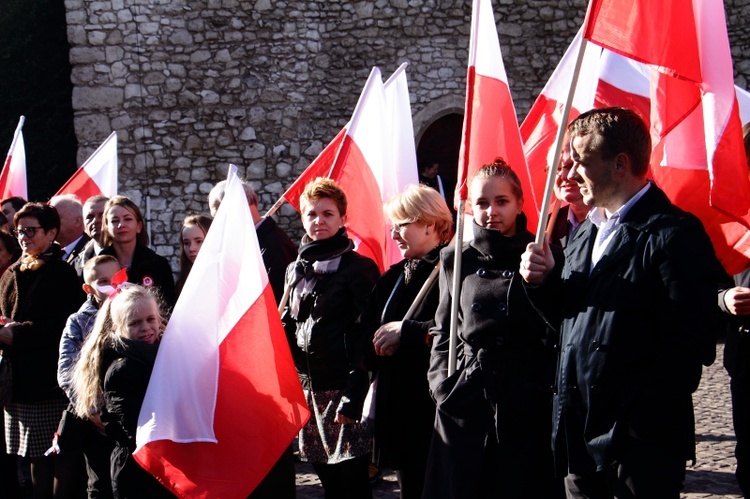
[295,343,744,498]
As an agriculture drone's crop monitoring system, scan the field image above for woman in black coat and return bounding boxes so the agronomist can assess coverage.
[358,185,453,499]
[424,160,561,498]
[0,202,85,497]
[72,285,173,499]
[280,178,379,499]
[100,196,176,309]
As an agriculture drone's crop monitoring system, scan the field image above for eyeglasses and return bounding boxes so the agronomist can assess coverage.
[390,222,413,234]
[12,227,43,239]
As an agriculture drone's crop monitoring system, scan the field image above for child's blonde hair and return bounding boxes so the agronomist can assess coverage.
[71,285,162,418]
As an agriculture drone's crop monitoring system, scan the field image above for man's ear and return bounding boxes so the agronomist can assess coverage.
[614,152,630,175]
[82,283,94,295]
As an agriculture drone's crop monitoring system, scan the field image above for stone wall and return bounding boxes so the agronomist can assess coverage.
[63,0,750,271]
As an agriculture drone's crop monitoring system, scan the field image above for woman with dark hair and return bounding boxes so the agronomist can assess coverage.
[359,185,453,499]
[423,159,562,498]
[0,202,85,497]
[175,214,212,297]
[281,177,379,499]
[100,196,176,309]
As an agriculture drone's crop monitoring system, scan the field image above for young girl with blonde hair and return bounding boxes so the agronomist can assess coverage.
[72,285,173,499]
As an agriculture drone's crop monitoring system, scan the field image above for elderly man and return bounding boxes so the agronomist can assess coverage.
[50,194,89,264]
[73,195,109,281]
[521,107,722,497]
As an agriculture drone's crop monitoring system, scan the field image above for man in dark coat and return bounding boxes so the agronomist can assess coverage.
[522,107,721,498]
[720,123,750,496]
[50,194,91,266]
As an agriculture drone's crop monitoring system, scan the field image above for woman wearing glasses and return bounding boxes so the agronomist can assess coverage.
[359,185,453,499]
[0,203,85,497]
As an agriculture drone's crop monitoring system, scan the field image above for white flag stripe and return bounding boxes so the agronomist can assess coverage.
[8,132,27,199]
[472,0,507,82]
[137,166,266,448]
[81,131,118,197]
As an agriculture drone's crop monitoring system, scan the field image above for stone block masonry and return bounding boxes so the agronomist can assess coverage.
[64,0,750,271]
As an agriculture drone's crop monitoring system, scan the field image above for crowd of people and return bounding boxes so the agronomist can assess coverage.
[0,105,748,499]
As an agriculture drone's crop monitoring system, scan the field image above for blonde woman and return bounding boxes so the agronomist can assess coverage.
[359,185,453,499]
[100,196,176,308]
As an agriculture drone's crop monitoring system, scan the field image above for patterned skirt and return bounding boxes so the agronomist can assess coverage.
[5,398,67,458]
[298,389,372,465]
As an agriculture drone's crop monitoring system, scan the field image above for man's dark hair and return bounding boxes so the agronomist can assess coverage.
[568,107,651,177]
[1,196,27,212]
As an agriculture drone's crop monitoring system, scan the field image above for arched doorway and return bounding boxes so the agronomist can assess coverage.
[416,113,463,210]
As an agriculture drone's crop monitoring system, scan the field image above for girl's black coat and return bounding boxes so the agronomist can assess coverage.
[424,224,558,498]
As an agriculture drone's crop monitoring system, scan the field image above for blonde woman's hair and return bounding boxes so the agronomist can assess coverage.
[384,185,454,244]
[71,285,161,419]
[300,177,348,217]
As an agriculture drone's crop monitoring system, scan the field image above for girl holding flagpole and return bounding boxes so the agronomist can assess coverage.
[71,284,173,499]
[423,159,562,498]
[280,177,379,499]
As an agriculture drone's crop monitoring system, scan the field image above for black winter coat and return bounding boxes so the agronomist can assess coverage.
[281,248,379,420]
[101,339,173,499]
[722,267,750,379]
[0,250,84,403]
[359,246,441,470]
[100,244,176,309]
[256,217,297,305]
[424,223,558,498]
[530,184,721,474]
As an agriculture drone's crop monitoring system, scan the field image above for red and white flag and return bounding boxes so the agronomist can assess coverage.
[134,166,309,498]
[520,29,651,213]
[582,0,750,274]
[280,64,419,272]
[0,116,28,200]
[456,0,535,227]
[55,131,118,200]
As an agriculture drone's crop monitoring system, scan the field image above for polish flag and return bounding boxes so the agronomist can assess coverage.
[55,131,118,200]
[456,0,535,228]
[280,64,419,272]
[0,116,28,200]
[520,29,651,213]
[134,166,309,498]
[521,22,750,273]
[582,0,750,274]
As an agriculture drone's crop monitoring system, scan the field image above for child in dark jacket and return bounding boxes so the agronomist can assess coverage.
[56,255,121,498]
